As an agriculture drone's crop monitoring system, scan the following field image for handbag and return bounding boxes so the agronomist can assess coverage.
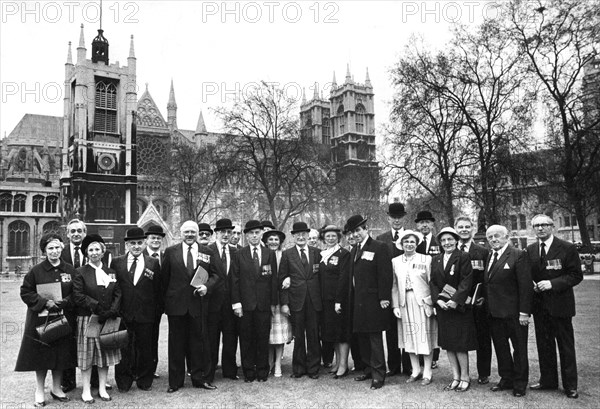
[36,314,71,344]
[98,317,129,350]
[438,284,456,301]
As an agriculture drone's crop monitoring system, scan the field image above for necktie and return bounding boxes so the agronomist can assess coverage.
[422,237,428,252]
[354,244,362,262]
[540,242,546,265]
[253,247,260,272]
[461,243,466,252]
[300,248,309,271]
[222,246,228,272]
[152,252,159,258]
[74,246,80,268]
[393,231,399,241]
[187,245,195,275]
[488,251,498,277]
[129,256,138,281]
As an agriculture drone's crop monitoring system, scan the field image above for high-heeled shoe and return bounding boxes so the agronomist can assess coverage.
[455,380,470,392]
[50,391,70,402]
[333,369,349,379]
[33,402,46,408]
[443,379,460,391]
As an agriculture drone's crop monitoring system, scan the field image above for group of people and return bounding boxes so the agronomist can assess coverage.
[15,203,583,406]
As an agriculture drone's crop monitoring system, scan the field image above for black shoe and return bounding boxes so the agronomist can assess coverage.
[370,380,384,390]
[530,382,557,390]
[431,361,438,369]
[244,378,255,383]
[323,362,332,368]
[477,376,489,385]
[50,392,70,402]
[513,390,526,397]
[138,385,152,391]
[354,374,372,382]
[290,373,304,378]
[196,382,217,390]
[565,390,579,399]
[34,402,46,408]
[167,387,179,393]
[61,384,76,393]
[225,375,240,380]
[491,382,513,392]
[257,378,267,382]
[385,369,400,377]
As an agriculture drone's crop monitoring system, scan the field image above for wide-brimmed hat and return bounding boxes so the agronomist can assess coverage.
[291,222,311,234]
[387,203,406,217]
[261,220,276,230]
[244,220,263,233]
[124,227,146,241]
[214,218,234,232]
[437,227,460,243]
[197,223,214,234]
[319,225,341,241]
[145,225,165,237]
[415,210,436,223]
[345,215,368,232]
[398,229,422,245]
[81,234,105,254]
[262,229,286,244]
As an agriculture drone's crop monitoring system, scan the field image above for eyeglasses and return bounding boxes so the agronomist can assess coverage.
[69,228,83,233]
[127,240,145,246]
[533,223,553,229]
[199,232,212,237]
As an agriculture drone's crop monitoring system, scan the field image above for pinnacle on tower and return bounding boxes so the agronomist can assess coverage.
[345,63,352,83]
[313,82,319,100]
[331,71,337,91]
[302,88,307,104]
[195,109,207,135]
[78,24,85,48]
[66,41,73,64]
[168,79,177,108]
[129,35,135,58]
[365,67,372,87]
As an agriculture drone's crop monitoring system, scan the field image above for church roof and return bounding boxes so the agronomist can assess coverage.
[136,87,168,129]
[5,114,63,147]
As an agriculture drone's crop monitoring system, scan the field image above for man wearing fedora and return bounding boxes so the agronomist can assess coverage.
[144,225,166,378]
[112,227,162,392]
[162,220,221,393]
[207,218,240,383]
[280,222,323,379]
[376,203,408,377]
[346,215,392,390]
[231,220,278,382]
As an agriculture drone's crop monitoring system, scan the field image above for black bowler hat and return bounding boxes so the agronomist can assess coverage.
[124,227,146,241]
[415,211,436,223]
[197,223,214,234]
[81,234,105,255]
[291,222,311,234]
[261,220,276,230]
[244,220,263,233]
[387,203,406,217]
[214,218,234,232]
[345,215,368,232]
[145,225,165,237]
[262,230,286,244]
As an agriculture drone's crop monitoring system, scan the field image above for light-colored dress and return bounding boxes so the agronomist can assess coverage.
[391,253,438,355]
[270,250,292,344]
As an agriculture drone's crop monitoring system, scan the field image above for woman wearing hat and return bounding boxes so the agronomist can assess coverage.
[391,230,437,386]
[15,233,77,407]
[73,234,122,403]
[429,227,477,392]
[319,225,352,379]
[262,229,291,377]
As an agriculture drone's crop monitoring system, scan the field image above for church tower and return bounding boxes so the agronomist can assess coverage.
[60,23,138,243]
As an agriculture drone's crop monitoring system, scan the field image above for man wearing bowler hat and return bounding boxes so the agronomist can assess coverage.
[144,225,166,378]
[197,223,214,246]
[231,220,278,382]
[376,203,408,376]
[346,215,392,390]
[112,227,162,392]
[206,218,240,382]
[280,222,323,379]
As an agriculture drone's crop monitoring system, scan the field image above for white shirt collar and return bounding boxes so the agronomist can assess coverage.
[492,242,510,258]
[540,235,554,250]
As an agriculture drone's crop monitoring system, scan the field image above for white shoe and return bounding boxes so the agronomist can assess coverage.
[274,369,282,377]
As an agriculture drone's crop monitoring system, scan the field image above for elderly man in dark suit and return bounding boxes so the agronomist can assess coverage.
[231,220,278,383]
[144,225,166,379]
[484,225,533,397]
[280,222,323,379]
[162,220,220,393]
[455,215,491,385]
[527,214,582,399]
[375,203,407,376]
[206,218,240,383]
[112,227,162,392]
[346,215,392,390]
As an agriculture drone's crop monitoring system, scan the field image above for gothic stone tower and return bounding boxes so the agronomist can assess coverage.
[60,24,137,246]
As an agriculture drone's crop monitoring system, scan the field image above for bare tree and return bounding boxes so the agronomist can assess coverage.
[509,0,600,245]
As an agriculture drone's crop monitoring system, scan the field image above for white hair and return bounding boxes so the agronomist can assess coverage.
[180,220,199,233]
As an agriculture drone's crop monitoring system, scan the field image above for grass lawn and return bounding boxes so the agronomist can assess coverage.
[1,277,598,409]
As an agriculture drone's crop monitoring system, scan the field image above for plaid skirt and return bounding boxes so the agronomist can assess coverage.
[76,316,121,370]
[269,305,292,345]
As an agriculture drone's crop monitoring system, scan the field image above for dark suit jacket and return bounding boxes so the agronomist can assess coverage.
[72,264,121,316]
[430,249,473,307]
[319,247,351,303]
[466,242,490,295]
[279,246,323,312]
[207,243,236,312]
[111,254,162,323]
[527,237,582,317]
[484,245,533,319]
[417,234,441,256]
[376,230,405,258]
[162,242,220,318]
[231,245,278,311]
[349,237,392,333]
[144,248,164,266]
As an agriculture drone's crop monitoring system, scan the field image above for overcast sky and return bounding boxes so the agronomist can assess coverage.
[1,0,501,138]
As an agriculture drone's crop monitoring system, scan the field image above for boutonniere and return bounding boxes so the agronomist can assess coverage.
[143,268,154,280]
[197,253,211,264]
[449,265,455,276]
[261,265,272,276]
[329,256,339,266]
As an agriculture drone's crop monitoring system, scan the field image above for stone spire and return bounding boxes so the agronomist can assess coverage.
[167,79,177,130]
[345,63,352,84]
[301,88,306,104]
[313,82,319,100]
[77,24,86,63]
[128,34,135,58]
[195,109,207,135]
[66,41,73,64]
[365,67,372,87]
